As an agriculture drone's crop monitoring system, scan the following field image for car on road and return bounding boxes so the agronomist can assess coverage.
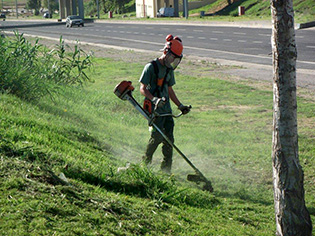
[0,13,6,21]
[66,15,84,27]
[157,7,174,17]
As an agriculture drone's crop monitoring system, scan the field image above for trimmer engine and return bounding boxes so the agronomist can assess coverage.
[114,81,134,100]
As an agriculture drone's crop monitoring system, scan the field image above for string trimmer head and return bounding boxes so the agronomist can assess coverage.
[187,173,214,192]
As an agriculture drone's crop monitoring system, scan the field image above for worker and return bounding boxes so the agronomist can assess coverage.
[139,34,191,173]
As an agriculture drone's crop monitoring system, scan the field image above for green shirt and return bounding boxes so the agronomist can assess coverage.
[139,59,175,114]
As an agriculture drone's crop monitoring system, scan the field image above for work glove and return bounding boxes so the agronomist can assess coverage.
[178,104,191,115]
[152,97,166,108]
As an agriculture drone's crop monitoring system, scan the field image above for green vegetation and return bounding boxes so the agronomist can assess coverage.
[84,0,134,17]
[0,32,92,101]
[0,34,314,235]
[82,0,315,23]
[189,0,315,22]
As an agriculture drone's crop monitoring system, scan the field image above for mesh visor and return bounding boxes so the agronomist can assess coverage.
[169,57,182,70]
[165,52,182,70]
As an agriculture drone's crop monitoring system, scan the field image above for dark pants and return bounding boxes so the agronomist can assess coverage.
[143,116,174,173]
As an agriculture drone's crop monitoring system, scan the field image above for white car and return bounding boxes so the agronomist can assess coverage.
[157,7,174,17]
[66,15,84,27]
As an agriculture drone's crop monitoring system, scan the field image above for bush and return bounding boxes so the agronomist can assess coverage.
[0,32,93,101]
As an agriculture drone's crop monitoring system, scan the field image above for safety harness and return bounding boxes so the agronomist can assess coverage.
[143,60,170,114]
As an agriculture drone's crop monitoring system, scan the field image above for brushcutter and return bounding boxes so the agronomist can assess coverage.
[114,81,213,192]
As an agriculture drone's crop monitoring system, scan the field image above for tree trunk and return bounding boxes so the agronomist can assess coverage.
[271,0,312,235]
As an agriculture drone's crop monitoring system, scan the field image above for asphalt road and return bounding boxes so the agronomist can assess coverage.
[1,20,315,87]
[1,21,315,67]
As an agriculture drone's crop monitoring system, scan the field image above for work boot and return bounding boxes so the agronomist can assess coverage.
[161,139,173,174]
[160,159,172,174]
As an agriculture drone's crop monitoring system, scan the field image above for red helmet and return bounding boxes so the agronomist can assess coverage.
[164,34,183,57]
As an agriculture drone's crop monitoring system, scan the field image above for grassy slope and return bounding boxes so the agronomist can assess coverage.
[189,0,315,22]
[1,48,314,235]
[3,0,314,23]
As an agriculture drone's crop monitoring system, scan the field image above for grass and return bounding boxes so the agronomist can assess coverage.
[0,37,314,235]
[188,0,315,23]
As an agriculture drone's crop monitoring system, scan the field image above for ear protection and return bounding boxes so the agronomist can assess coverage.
[166,34,182,42]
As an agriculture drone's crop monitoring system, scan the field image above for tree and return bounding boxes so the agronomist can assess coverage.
[42,0,59,13]
[271,0,312,235]
[27,0,41,15]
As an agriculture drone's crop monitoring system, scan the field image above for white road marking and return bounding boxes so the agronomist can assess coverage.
[194,29,203,32]
[187,36,194,39]
[210,38,218,40]
[212,31,223,34]
[233,32,246,35]
[198,37,206,39]
[253,41,263,44]
[258,33,270,37]
[306,45,315,49]
[238,40,247,43]
[223,39,232,42]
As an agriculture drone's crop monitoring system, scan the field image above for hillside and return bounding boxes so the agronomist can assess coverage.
[189,0,315,22]
[1,35,314,235]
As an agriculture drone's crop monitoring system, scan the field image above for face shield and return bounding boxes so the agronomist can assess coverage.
[164,51,182,70]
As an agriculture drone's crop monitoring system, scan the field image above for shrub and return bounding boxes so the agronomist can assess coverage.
[0,31,93,101]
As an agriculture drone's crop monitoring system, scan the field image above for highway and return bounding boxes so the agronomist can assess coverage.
[1,20,315,71]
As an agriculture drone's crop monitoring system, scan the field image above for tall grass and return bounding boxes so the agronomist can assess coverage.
[0,31,92,101]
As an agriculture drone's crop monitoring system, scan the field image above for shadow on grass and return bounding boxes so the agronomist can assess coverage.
[208,0,258,16]
[307,207,315,216]
[0,138,218,209]
[215,188,273,207]
[65,166,219,209]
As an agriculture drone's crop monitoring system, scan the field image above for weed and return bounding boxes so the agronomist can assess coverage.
[0,32,93,101]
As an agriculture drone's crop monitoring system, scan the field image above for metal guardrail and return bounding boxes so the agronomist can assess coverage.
[297,21,315,29]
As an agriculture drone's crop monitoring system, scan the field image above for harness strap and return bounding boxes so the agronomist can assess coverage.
[143,60,170,115]
[150,60,170,97]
